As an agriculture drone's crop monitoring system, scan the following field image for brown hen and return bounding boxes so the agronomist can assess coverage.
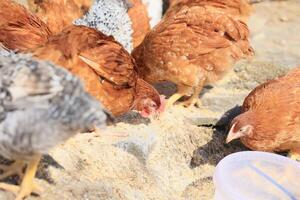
[27,0,91,34]
[31,25,164,117]
[0,0,51,51]
[227,67,300,160]
[133,4,253,108]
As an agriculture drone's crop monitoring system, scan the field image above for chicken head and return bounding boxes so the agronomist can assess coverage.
[226,112,255,143]
[132,78,166,118]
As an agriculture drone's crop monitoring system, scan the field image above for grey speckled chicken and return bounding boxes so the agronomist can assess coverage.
[74,0,134,51]
[0,52,109,200]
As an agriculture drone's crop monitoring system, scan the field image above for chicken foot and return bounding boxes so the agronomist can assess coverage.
[0,155,42,200]
[178,78,206,108]
[0,160,25,180]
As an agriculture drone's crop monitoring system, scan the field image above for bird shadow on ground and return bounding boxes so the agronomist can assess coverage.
[37,155,64,184]
[189,105,249,168]
[155,81,214,98]
[0,154,63,185]
[114,112,151,125]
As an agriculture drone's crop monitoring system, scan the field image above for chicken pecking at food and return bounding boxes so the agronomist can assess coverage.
[227,67,300,160]
[74,0,150,52]
[0,51,109,200]
[0,0,51,52]
[27,0,92,34]
[133,2,253,108]
[165,0,252,22]
[31,25,164,117]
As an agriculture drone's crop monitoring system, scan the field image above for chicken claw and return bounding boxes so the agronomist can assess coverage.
[0,182,41,200]
[178,80,205,108]
[0,156,42,200]
[0,161,25,180]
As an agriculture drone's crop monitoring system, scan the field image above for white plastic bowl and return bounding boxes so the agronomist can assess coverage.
[214,151,300,200]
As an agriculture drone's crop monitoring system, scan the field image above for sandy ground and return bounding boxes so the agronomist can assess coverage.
[2,0,300,199]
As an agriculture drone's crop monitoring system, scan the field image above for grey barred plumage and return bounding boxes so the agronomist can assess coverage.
[0,51,111,199]
[0,51,109,161]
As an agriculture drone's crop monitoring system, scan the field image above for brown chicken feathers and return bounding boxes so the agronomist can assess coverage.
[133,0,253,107]
[0,0,51,51]
[33,25,163,116]
[227,67,300,158]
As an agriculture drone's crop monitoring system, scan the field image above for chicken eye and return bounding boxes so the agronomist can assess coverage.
[239,127,247,132]
[151,102,156,107]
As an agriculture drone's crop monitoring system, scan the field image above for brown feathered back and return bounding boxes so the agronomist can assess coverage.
[31,25,133,115]
[133,5,253,85]
[0,0,51,51]
[243,68,300,113]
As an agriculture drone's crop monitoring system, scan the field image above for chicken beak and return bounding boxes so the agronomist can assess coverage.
[226,123,240,143]
[226,131,237,143]
[150,95,167,120]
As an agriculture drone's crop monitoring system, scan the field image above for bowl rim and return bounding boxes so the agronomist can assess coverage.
[213,151,300,200]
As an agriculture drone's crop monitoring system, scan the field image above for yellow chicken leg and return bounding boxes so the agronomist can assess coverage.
[0,161,25,180]
[166,93,185,108]
[166,85,193,108]
[0,155,42,200]
[15,155,41,200]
